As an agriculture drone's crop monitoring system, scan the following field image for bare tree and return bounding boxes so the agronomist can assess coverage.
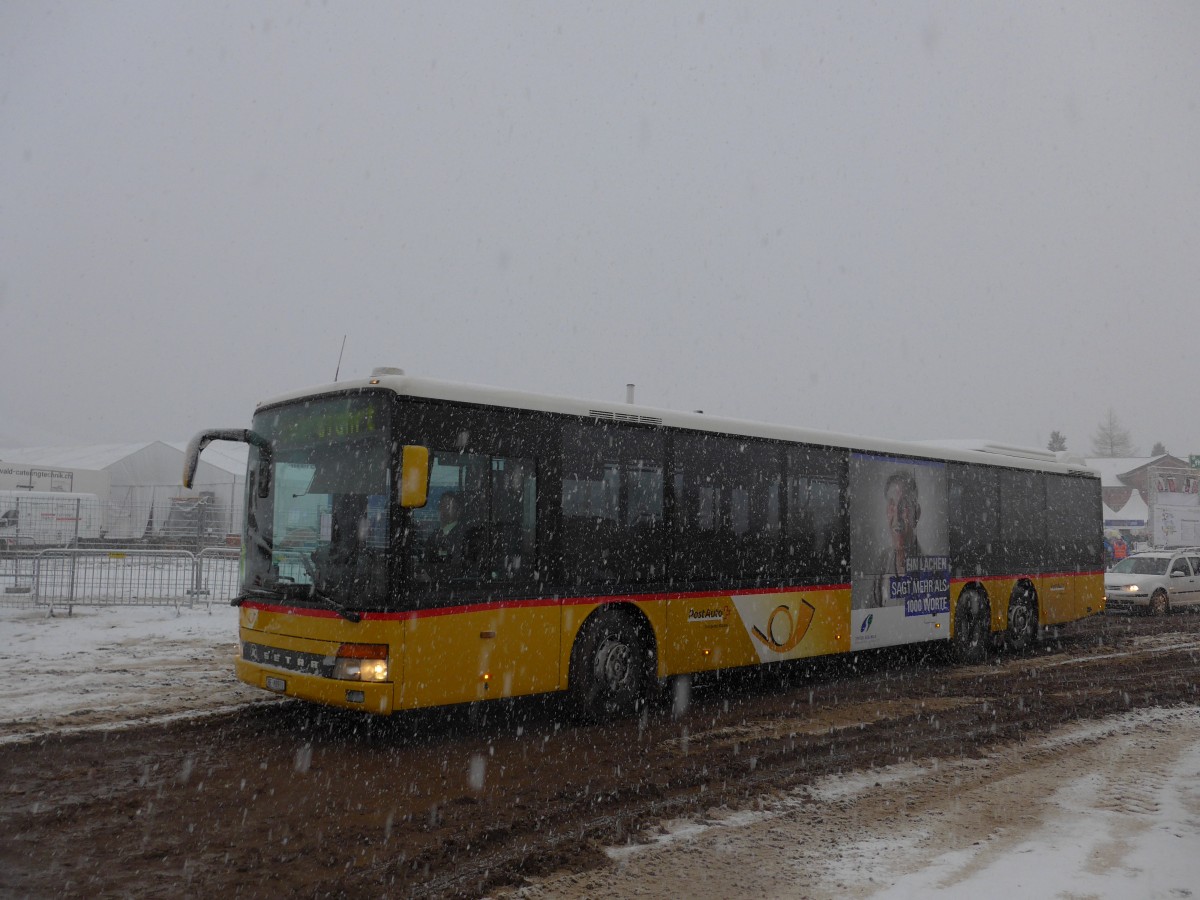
[1047,430,1068,452]
[1090,409,1137,457]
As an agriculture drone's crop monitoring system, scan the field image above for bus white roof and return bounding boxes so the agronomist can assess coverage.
[256,371,1097,478]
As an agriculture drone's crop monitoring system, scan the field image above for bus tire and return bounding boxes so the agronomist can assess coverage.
[569,608,652,720]
[952,589,991,665]
[1005,583,1038,653]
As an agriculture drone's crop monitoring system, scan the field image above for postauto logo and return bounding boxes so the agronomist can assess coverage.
[860,614,874,634]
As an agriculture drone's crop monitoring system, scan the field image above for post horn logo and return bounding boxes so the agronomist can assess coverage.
[751,599,817,654]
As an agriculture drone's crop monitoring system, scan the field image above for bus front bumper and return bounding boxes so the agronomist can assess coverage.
[236,657,395,714]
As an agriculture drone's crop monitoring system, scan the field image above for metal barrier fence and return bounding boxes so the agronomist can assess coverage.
[0,547,241,612]
[1,493,239,547]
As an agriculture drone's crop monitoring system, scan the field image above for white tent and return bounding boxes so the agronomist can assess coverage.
[0,460,110,495]
[1103,491,1148,529]
[0,442,246,539]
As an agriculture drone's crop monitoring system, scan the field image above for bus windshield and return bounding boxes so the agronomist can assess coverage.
[244,393,391,611]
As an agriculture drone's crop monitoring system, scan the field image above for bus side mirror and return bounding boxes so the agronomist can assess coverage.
[400,445,430,508]
[184,428,272,497]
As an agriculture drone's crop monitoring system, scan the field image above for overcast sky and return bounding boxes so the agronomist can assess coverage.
[2,2,1198,459]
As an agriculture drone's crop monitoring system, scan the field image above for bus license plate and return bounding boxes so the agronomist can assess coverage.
[266,676,287,692]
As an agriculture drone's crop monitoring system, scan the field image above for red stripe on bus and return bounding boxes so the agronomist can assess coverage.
[950,571,1104,584]
[240,602,346,619]
[555,583,850,609]
[240,572,1099,623]
[240,582,852,622]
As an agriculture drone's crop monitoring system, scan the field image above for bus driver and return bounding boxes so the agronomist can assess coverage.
[426,491,466,575]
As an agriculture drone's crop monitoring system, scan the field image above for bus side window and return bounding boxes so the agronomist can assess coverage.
[413,450,537,587]
[487,456,537,581]
[785,445,844,581]
[672,433,781,586]
[949,464,999,577]
[1045,473,1101,572]
[999,470,1046,572]
[561,422,664,587]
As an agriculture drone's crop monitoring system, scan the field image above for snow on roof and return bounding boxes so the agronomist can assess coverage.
[164,441,248,476]
[913,439,1083,466]
[0,443,158,470]
[0,441,247,479]
[1085,456,1175,487]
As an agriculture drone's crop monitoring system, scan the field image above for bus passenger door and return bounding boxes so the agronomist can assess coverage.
[399,603,559,709]
[397,435,556,709]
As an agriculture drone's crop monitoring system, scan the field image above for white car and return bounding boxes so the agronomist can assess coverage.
[1105,549,1200,615]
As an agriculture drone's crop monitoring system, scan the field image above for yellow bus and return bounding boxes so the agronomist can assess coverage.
[184,369,1103,718]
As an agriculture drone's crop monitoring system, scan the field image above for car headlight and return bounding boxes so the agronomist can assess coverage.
[1125,585,1139,592]
[332,643,389,682]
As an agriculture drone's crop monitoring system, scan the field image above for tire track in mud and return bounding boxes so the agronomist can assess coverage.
[1,614,1198,898]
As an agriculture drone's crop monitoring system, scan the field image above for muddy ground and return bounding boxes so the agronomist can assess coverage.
[2,612,1198,899]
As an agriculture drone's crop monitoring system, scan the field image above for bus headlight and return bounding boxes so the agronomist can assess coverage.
[332,643,389,682]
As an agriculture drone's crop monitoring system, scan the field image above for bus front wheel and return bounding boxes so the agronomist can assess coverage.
[569,609,652,720]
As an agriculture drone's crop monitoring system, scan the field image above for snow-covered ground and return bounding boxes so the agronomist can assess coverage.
[509,705,1200,899]
[3,604,1198,898]
[0,602,262,744]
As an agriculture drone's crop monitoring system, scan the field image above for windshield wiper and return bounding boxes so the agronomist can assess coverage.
[231,587,287,606]
[233,572,304,606]
[305,584,362,623]
[297,550,364,623]
[232,583,361,623]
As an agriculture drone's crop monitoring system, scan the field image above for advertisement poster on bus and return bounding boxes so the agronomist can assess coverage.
[849,453,950,649]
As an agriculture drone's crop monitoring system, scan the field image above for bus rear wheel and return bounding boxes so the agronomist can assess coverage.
[952,589,991,665]
[570,609,652,720]
[1006,584,1038,653]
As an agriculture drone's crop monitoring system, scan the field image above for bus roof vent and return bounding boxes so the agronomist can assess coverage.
[589,409,663,426]
[370,367,405,377]
[974,442,1057,462]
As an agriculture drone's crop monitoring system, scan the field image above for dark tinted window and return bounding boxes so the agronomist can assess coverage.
[949,464,999,575]
[672,433,781,584]
[785,445,845,581]
[411,450,537,588]
[1044,473,1102,570]
[396,400,551,599]
[1046,475,1098,541]
[561,422,664,585]
[1000,470,1045,540]
[998,469,1046,570]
